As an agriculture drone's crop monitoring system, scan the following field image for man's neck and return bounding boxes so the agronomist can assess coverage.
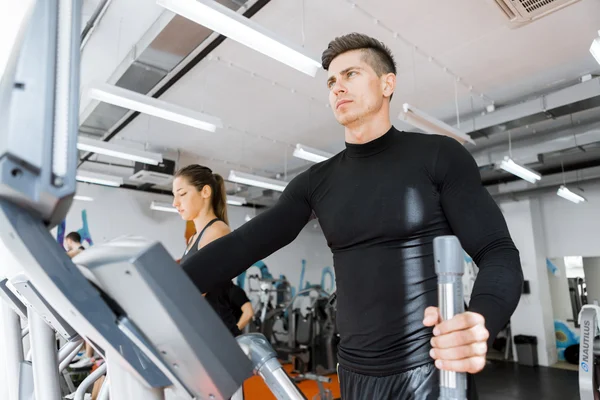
[344,110,392,144]
[345,121,392,144]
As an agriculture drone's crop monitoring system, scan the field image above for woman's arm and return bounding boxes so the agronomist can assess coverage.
[237,302,255,331]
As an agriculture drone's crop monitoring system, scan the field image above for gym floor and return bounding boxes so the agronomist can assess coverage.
[243,360,578,399]
[475,360,578,400]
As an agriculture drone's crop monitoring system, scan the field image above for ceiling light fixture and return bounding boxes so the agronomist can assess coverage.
[73,196,94,202]
[498,157,541,183]
[150,201,179,213]
[228,170,287,192]
[76,171,124,187]
[77,137,163,165]
[88,83,223,132]
[226,195,247,206]
[293,144,334,163]
[156,0,321,77]
[591,30,600,65]
[399,103,476,145]
[557,185,586,204]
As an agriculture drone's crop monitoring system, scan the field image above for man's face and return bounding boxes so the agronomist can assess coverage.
[327,50,392,127]
[65,238,74,251]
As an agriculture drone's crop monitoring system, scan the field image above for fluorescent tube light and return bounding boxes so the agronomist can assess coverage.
[76,171,123,187]
[293,144,333,163]
[591,32,600,66]
[150,201,179,213]
[157,0,321,77]
[498,157,541,184]
[228,170,287,192]
[399,103,476,145]
[227,195,247,206]
[88,83,223,132]
[557,185,586,204]
[73,196,94,202]
[77,137,163,165]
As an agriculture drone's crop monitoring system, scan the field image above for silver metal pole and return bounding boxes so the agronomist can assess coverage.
[434,236,467,400]
[58,339,83,364]
[29,309,61,400]
[237,334,306,400]
[75,362,107,400]
[59,341,84,372]
[1,301,23,400]
[258,359,307,400]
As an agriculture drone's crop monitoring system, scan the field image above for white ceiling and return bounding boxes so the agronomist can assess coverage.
[79,0,600,191]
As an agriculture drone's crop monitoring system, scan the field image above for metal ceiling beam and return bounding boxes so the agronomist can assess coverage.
[458,77,600,136]
[486,164,600,195]
[472,120,600,166]
[488,164,600,203]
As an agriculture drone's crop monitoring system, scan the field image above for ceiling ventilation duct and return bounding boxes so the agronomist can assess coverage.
[492,0,582,26]
[78,0,266,143]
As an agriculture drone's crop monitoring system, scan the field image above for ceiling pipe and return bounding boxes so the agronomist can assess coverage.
[81,0,112,51]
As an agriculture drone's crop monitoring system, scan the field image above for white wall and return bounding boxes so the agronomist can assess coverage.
[583,257,600,306]
[540,183,600,258]
[62,183,186,258]
[61,184,334,293]
[500,199,557,366]
[548,258,574,323]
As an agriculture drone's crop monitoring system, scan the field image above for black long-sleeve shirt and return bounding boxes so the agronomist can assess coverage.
[182,127,523,376]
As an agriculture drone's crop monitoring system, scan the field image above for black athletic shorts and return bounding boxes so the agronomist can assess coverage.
[338,363,478,400]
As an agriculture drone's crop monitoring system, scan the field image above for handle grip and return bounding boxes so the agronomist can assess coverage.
[433,236,467,400]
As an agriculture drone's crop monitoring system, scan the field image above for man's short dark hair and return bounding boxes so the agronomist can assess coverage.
[321,33,397,77]
[66,232,81,243]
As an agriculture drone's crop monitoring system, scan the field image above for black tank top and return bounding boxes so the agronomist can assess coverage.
[180,218,241,337]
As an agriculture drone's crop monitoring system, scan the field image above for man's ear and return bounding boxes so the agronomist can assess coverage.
[382,73,396,98]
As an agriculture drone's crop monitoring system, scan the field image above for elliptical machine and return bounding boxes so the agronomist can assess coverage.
[0,2,307,399]
[578,305,600,400]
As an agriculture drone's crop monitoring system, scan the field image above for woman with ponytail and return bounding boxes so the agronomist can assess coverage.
[173,164,245,336]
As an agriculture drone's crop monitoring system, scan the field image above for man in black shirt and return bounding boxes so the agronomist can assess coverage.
[181,33,523,399]
[228,284,254,332]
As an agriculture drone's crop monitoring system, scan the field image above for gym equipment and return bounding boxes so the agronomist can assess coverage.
[570,277,588,328]
[434,236,467,400]
[0,1,306,399]
[4,272,84,400]
[578,305,600,400]
[294,373,333,400]
[0,279,26,400]
[246,273,292,329]
[237,333,306,399]
[264,287,338,376]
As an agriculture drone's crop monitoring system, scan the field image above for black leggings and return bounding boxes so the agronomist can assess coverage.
[338,363,478,400]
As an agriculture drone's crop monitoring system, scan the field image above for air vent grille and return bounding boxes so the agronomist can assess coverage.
[492,0,581,25]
